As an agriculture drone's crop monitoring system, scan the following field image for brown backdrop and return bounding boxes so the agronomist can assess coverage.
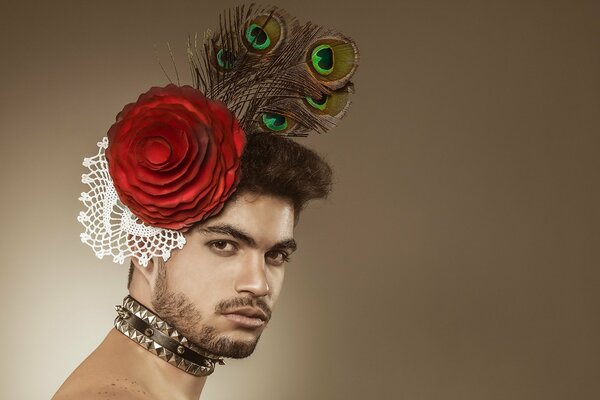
[1,0,598,399]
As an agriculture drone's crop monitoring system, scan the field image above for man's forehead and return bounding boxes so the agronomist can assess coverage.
[198,192,295,242]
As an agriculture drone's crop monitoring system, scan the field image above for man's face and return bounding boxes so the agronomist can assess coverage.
[150,192,296,358]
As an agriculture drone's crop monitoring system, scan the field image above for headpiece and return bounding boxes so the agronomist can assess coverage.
[77,4,359,375]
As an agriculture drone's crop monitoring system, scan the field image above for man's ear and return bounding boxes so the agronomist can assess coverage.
[131,257,161,289]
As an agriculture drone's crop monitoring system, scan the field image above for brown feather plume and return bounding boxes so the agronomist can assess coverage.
[187,4,359,137]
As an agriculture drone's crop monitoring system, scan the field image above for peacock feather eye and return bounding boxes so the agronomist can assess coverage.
[311,44,334,75]
[305,37,357,89]
[306,94,329,111]
[216,49,236,70]
[246,23,271,50]
[262,113,288,131]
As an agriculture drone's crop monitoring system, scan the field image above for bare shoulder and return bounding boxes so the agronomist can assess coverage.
[53,376,151,400]
[53,388,148,400]
[52,330,157,399]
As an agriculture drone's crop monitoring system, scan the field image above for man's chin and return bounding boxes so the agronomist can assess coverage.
[181,319,265,358]
[203,334,261,359]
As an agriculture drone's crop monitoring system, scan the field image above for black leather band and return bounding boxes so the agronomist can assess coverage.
[124,311,212,368]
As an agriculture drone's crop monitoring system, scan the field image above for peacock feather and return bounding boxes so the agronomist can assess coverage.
[186,4,359,137]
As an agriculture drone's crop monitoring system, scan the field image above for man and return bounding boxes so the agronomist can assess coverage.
[53,133,332,399]
[53,5,357,399]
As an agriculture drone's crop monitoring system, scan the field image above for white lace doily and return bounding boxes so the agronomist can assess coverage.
[77,137,186,266]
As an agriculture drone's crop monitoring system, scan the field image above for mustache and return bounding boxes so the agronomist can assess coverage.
[215,297,272,321]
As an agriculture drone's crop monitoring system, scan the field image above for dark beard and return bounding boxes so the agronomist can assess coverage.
[150,263,266,359]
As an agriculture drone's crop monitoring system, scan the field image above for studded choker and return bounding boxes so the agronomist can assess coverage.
[114,295,225,376]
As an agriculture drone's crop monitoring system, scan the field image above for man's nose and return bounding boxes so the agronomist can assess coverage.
[234,252,270,297]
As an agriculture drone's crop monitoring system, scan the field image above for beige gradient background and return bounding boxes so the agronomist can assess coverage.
[1,0,599,399]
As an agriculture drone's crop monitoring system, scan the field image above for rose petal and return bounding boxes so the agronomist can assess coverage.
[106,84,246,229]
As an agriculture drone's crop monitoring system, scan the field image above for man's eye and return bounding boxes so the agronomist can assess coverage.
[208,240,237,254]
[266,250,290,266]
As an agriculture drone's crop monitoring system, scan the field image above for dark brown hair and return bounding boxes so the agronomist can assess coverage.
[127,133,333,287]
[232,132,333,218]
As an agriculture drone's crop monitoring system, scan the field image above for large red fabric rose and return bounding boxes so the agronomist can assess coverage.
[105,84,245,230]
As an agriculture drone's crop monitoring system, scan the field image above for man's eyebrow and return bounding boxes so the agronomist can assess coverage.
[197,223,297,252]
[271,239,297,253]
[197,224,257,247]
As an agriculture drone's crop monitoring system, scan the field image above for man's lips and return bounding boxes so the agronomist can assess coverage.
[223,306,269,321]
[222,313,265,328]
[221,307,269,328]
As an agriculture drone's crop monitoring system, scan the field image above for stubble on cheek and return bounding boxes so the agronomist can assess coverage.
[150,262,207,340]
